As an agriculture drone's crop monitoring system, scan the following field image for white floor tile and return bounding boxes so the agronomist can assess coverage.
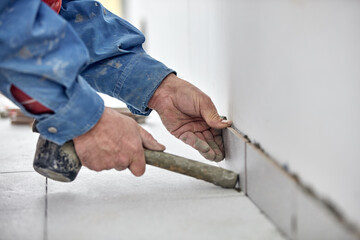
[0,172,46,240]
[0,113,286,240]
[47,167,285,240]
[0,119,38,172]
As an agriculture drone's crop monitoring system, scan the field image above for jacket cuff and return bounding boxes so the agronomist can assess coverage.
[113,50,175,116]
[35,76,104,144]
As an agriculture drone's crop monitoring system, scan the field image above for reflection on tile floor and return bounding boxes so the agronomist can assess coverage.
[0,116,285,240]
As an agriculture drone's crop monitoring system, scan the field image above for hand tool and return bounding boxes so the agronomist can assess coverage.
[32,125,239,189]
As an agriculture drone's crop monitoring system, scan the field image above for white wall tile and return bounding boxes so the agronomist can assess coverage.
[46,168,286,240]
[219,127,248,193]
[246,143,297,238]
[295,188,358,240]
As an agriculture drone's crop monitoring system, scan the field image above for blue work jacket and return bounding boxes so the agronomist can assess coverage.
[0,0,174,144]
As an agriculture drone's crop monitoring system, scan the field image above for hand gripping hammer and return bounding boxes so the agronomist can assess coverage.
[32,124,239,189]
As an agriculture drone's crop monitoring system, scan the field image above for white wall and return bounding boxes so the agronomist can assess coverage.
[123,0,360,226]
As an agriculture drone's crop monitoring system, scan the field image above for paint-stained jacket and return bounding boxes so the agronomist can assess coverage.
[0,0,174,144]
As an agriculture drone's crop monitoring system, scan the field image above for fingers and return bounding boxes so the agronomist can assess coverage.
[179,131,217,161]
[73,108,150,177]
[128,149,146,177]
[196,130,224,162]
[128,126,166,176]
[138,126,166,151]
[115,166,127,171]
[211,128,225,154]
[200,97,232,129]
[202,130,224,162]
[178,128,225,162]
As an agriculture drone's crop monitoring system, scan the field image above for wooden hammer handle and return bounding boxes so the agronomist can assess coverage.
[144,150,238,189]
[33,128,238,188]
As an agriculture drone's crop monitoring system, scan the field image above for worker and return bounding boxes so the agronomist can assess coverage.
[0,0,231,176]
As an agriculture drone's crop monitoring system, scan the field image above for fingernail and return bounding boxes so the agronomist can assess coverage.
[221,119,232,124]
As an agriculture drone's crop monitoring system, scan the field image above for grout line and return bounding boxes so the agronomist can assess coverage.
[290,182,298,239]
[291,191,298,240]
[43,177,48,240]
[244,141,247,195]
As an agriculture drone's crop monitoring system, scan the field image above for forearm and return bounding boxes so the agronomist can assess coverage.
[61,0,175,115]
[0,0,104,144]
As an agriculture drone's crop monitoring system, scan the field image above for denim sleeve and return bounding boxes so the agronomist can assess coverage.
[60,0,175,115]
[0,0,104,144]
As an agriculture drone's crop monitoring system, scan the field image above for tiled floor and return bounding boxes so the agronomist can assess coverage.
[0,115,285,240]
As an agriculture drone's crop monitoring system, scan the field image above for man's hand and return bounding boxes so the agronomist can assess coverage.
[73,107,165,176]
[148,74,232,162]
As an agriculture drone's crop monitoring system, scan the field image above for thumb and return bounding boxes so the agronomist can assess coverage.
[138,126,166,151]
[200,98,232,129]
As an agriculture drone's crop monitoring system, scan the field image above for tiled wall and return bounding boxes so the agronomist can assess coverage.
[122,0,360,233]
[221,128,359,239]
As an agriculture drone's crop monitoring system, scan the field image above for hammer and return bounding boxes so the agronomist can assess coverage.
[32,126,239,189]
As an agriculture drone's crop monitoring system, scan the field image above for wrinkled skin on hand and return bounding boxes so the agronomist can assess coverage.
[73,107,165,176]
[74,74,231,176]
[148,74,232,162]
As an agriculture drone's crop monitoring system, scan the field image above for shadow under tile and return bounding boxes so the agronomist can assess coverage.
[0,119,38,172]
[46,167,285,240]
[0,172,46,240]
